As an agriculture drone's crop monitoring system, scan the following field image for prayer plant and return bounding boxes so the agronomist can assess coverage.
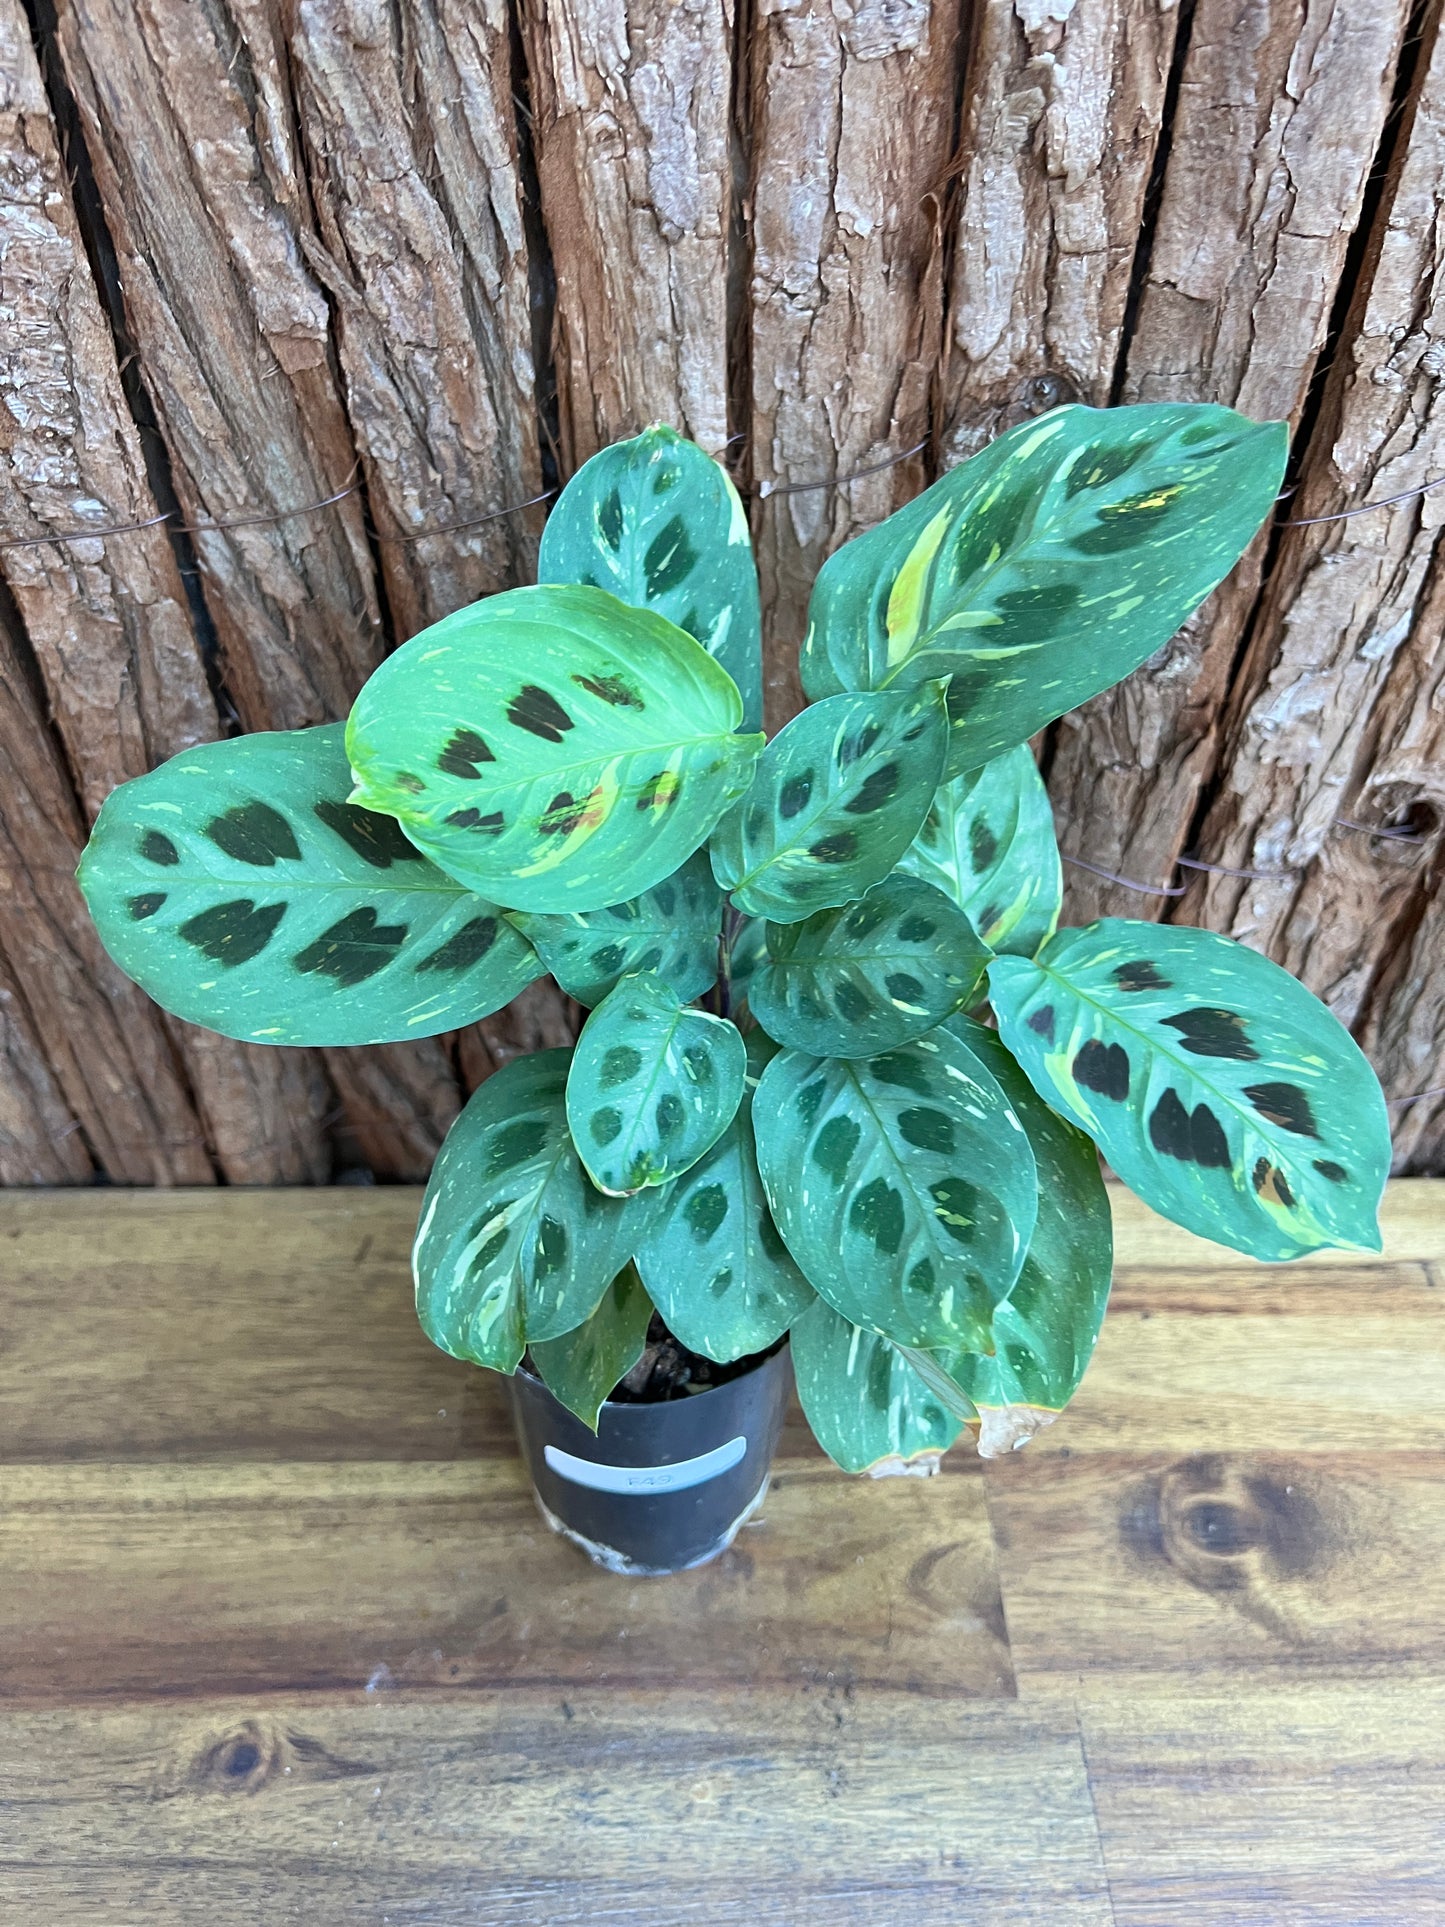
[78,410,1392,1470]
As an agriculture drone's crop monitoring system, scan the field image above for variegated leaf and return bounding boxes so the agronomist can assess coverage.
[346,584,762,914]
[509,849,720,1007]
[413,1050,659,1372]
[539,424,764,732]
[566,976,747,1195]
[726,913,769,1009]
[899,746,1061,955]
[77,723,542,1046]
[989,920,1390,1262]
[937,1021,1113,1456]
[709,683,948,923]
[747,874,990,1058]
[791,1297,968,1475]
[752,1027,1037,1354]
[801,403,1288,773]
[530,1264,655,1431]
[634,1031,814,1362]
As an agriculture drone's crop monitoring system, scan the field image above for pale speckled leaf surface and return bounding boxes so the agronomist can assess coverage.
[635,1032,814,1362]
[346,584,762,913]
[989,920,1390,1262]
[748,874,990,1058]
[709,684,948,922]
[752,1028,1037,1354]
[539,425,764,733]
[801,403,1287,773]
[566,976,747,1195]
[937,1021,1113,1451]
[530,1264,655,1431]
[77,724,542,1046]
[899,747,1061,956]
[413,1050,660,1371]
[791,1297,967,1476]
[509,849,721,1007]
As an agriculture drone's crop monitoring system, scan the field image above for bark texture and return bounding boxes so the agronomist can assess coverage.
[0,599,213,1184]
[941,0,1177,464]
[0,0,330,1183]
[52,0,383,733]
[6,0,1445,1177]
[288,0,542,639]
[524,0,735,467]
[1183,13,1445,1165]
[0,960,90,1186]
[46,0,468,1174]
[748,0,960,726]
[1050,0,1414,924]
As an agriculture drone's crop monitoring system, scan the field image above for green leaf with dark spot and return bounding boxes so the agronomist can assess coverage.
[414,1051,662,1372]
[77,724,542,1046]
[346,584,762,914]
[989,919,1390,1261]
[539,425,764,731]
[509,848,721,1006]
[899,746,1061,955]
[530,1264,655,1431]
[566,975,747,1195]
[801,402,1287,773]
[752,1028,1037,1353]
[748,874,991,1057]
[709,684,948,922]
[791,1297,967,1474]
[635,1031,814,1361]
[932,1021,1113,1455]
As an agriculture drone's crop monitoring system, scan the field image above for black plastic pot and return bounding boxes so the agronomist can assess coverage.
[507,1345,793,1576]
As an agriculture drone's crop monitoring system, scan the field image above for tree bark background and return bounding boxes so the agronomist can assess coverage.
[2,0,1442,1179]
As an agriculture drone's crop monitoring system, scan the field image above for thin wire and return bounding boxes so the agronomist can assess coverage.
[1388,1085,1445,1107]
[1175,853,1294,881]
[181,477,360,535]
[1336,816,1431,844]
[370,488,555,545]
[0,510,171,553]
[759,440,928,499]
[1061,853,1186,898]
[1282,473,1445,527]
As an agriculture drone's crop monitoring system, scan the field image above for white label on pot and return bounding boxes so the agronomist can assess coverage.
[542,1435,747,1496]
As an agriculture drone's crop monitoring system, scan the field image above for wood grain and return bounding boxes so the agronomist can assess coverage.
[1,1183,1442,1920]
[0,1697,1112,1927]
[523,0,735,469]
[1085,1684,1445,1926]
[1050,0,1413,924]
[746,0,959,724]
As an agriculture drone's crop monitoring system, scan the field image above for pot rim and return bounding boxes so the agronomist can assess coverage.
[516,1332,790,1417]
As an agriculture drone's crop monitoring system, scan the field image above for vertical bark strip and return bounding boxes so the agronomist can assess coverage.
[523,0,735,469]
[940,0,1178,464]
[1183,14,1445,964]
[46,0,471,1172]
[288,0,542,639]
[747,0,960,726]
[0,961,91,1185]
[52,0,384,734]
[1,0,330,1184]
[1181,10,1445,1167]
[0,599,214,1184]
[1050,0,1413,923]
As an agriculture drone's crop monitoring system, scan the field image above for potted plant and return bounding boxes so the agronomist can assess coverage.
[77,409,1391,1576]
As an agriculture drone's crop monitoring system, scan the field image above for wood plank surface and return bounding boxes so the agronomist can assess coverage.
[1,1183,1442,1921]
